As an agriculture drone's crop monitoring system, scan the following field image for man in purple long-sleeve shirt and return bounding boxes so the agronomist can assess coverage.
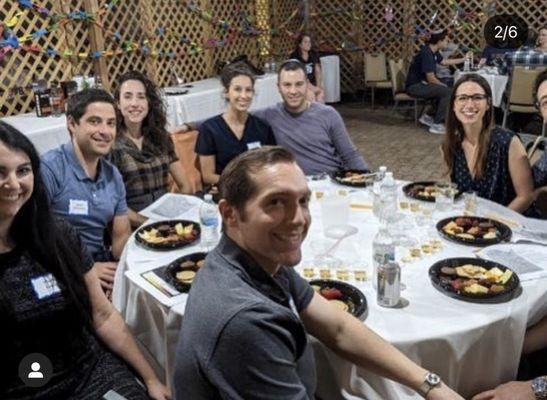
[253,60,368,175]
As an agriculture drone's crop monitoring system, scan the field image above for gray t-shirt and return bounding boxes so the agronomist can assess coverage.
[173,235,316,399]
[253,103,368,175]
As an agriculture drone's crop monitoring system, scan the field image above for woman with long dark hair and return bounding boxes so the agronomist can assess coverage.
[112,71,190,228]
[289,33,325,103]
[0,121,170,399]
[195,63,275,185]
[441,74,534,212]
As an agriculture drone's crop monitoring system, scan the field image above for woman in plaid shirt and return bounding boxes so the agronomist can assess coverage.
[111,71,191,228]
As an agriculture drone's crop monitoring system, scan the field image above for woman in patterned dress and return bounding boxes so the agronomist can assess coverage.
[441,74,534,213]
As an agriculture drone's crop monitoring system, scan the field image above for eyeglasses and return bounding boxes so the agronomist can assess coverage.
[454,94,489,104]
[536,99,547,110]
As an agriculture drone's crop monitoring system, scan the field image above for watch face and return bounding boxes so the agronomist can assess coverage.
[426,372,441,385]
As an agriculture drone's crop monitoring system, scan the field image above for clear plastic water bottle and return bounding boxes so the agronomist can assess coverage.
[377,165,387,182]
[199,194,219,251]
[372,224,395,290]
[380,172,398,222]
[464,58,470,72]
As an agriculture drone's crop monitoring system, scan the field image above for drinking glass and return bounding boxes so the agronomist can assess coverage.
[320,192,350,238]
[464,191,477,215]
[435,182,458,212]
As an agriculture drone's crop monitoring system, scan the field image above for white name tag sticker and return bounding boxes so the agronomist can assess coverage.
[247,141,262,150]
[31,274,61,300]
[69,199,89,215]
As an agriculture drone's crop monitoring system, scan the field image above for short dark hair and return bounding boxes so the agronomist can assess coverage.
[428,29,448,45]
[535,69,547,103]
[219,146,296,214]
[219,62,255,91]
[66,88,117,125]
[278,59,307,78]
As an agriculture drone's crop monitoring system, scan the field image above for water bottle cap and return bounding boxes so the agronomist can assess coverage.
[379,166,387,172]
[204,194,213,201]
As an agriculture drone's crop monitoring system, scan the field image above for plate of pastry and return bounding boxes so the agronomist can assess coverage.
[310,279,367,318]
[165,252,207,292]
[436,216,511,246]
[135,220,200,250]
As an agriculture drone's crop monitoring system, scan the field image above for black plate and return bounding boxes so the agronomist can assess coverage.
[402,181,462,202]
[135,220,200,251]
[429,257,520,303]
[331,169,375,188]
[309,279,367,318]
[436,216,512,247]
[165,252,207,292]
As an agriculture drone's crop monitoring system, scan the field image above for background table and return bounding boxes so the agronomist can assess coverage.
[321,55,341,103]
[0,113,69,154]
[454,69,509,107]
[115,182,547,398]
[164,73,281,129]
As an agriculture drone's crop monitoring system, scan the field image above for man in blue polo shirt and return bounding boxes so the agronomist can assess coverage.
[406,29,470,134]
[41,89,131,291]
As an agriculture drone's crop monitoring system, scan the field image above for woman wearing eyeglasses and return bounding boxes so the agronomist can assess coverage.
[441,74,534,213]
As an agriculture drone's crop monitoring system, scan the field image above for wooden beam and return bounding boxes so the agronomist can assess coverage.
[82,0,110,91]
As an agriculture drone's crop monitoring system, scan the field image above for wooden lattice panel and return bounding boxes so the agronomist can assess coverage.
[144,0,211,88]
[0,0,75,116]
[208,0,262,73]
[270,0,302,59]
[60,0,94,78]
[362,0,407,60]
[493,0,545,35]
[311,0,362,93]
[98,0,148,90]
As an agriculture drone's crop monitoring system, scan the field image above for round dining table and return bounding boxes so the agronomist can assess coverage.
[112,178,547,399]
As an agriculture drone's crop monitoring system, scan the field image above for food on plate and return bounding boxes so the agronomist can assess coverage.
[438,263,514,296]
[176,270,196,283]
[196,260,205,268]
[329,299,349,312]
[408,184,438,198]
[138,222,197,244]
[336,171,373,184]
[442,217,500,241]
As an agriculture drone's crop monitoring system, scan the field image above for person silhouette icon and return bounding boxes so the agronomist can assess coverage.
[28,362,44,379]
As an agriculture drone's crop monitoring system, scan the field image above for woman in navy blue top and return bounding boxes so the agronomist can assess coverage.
[442,74,534,212]
[195,63,276,184]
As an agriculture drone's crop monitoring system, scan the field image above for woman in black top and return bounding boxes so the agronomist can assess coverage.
[441,74,534,212]
[0,121,170,399]
[195,63,275,184]
[290,34,325,103]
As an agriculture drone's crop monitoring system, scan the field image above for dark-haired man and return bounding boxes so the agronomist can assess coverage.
[252,60,368,175]
[406,29,470,134]
[173,146,463,400]
[41,89,131,291]
[532,69,547,189]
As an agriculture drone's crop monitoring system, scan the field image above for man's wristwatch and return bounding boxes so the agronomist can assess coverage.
[532,376,547,400]
[417,372,442,398]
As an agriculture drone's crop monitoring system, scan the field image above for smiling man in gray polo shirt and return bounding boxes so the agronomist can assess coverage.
[173,146,463,400]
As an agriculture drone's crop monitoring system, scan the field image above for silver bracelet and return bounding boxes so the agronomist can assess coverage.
[532,376,547,400]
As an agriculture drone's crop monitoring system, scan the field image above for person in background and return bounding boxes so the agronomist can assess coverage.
[41,89,131,292]
[290,33,325,103]
[173,146,464,400]
[195,63,276,185]
[0,121,170,400]
[506,27,547,70]
[406,29,471,134]
[478,45,514,69]
[442,74,534,213]
[111,71,191,229]
[532,69,547,189]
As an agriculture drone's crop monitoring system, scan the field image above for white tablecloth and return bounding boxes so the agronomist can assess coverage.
[321,55,341,103]
[164,73,282,129]
[454,70,509,107]
[0,113,69,154]
[113,185,547,397]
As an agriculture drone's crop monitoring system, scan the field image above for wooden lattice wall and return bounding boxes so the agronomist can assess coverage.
[310,0,546,93]
[2,0,546,116]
